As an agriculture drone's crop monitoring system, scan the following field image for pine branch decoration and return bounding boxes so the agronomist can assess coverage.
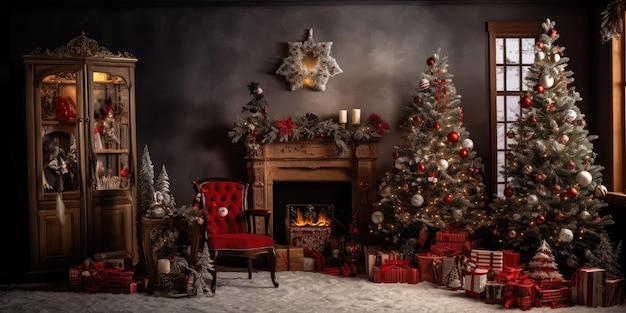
[601,0,625,43]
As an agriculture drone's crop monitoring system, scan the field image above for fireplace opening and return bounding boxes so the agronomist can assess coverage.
[273,181,352,247]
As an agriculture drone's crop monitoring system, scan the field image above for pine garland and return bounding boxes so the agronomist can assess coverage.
[601,0,625,43]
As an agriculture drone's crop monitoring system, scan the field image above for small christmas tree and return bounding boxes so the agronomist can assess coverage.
[191,242,215,297]
[489,18,617,275]
[369,48,490,251]
[527,239,563,280]
[585,232,623,278]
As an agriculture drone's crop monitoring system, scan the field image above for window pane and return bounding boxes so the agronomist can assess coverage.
[497,184,505,198]
[496,38,504,64]
[506,67,521,91]
[497,123,505,149]
[506,38,520,64]
[521,38,535,63]
[522,66,532,91]
[496,95,505,120]
[496,66,504,91]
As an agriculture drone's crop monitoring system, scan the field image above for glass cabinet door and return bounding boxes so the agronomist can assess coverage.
[39,71,80,198]
[90,71,131,192]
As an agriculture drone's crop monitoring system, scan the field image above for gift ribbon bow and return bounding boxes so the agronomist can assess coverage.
[433,79,448,111]
[379,259,411,274]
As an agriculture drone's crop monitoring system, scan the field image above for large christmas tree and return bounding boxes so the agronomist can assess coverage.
[369,48,490,253]
[490,18,616,275]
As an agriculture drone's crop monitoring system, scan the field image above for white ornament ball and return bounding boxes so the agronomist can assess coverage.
[540,75,554,88]
[255,87,263,95]
[371,211,384,224]
[461,138,474,150]
[512,213,521,221]
[536,51,545,61]
[452,209,463,221]
[552,53,561,62]
[411,194,425,207]
[438,159,449,171]
[566,109,577,120]
[576,171,592,187]
[580,210,591,221]
[218,206,229,217]
[559,228,574,243]
[526,194,539,205]
[419,78,430,89]
[594,185,608,198]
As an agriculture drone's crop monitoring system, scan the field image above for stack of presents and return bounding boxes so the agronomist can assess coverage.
[363,228,625,310]
[68,250,145,294]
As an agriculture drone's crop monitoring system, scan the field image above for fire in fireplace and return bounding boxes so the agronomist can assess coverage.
[287,204,334,252]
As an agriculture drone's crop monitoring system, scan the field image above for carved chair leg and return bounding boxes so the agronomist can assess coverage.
[247,257,253,279]
[210,249,218,293]
[268,249,279,288]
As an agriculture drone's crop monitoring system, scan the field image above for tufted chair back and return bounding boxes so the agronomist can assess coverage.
[195,179,248,235]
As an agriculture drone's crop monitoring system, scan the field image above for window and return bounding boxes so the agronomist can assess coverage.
[487,22,542,197]
[606,11,626,205]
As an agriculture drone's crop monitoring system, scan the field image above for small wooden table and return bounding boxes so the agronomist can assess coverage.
[140,218,201,293]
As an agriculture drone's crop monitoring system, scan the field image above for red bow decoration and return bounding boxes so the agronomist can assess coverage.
[432,79,448,111]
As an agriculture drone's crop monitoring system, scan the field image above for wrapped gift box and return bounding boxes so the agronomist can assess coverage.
[435,229,468,242]
[504,278,537,310]
[495,265,525,282]
[289,226,332,252]
[506,296,534,310]
[373,259,419,284]
[502,250,519,268]
[537,278,569,290]
[572,267,606,307]
[464,267,489,299]
[275,246,305,271]
[604,277,624,307]
[93,250,133,271]
[537,287,570,301]
[469,249,503,273]
[485,281,505,304]
[69,265,135,293]
[415,252,443,282]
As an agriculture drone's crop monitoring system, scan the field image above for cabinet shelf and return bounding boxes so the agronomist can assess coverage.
[94,148,130,154]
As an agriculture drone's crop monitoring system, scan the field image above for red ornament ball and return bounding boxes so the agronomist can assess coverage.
[566,187,578,198]
[555,211,564,221]
[537,42,544,49]
[520,95,532,108]
[551,185,561,194]
[427,57,435,66]
[416,163,426,173]
[504,188,513,198]
[447,131,459,143]
[535,215,546,224]
[566,160,576,170]
[120,168,130,177]
[443,195,453,204]
[459,148,469,158]
[534,84,545,93]
[433,123,441,131]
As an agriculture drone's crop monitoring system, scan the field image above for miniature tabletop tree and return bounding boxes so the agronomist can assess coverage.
[527,239,563,280]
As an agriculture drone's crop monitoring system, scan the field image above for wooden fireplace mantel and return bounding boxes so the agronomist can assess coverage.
[246,140,378,238]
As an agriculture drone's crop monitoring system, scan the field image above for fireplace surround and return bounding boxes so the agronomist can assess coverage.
[246,140,378,240]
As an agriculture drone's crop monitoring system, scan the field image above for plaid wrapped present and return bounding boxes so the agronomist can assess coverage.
[373,259,419,284]
[604,277,624,307]
[504,277,537,310]
[571,267,606,307]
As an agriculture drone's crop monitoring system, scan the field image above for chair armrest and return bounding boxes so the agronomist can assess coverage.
[245,209,271,235]
[246,209,271,217]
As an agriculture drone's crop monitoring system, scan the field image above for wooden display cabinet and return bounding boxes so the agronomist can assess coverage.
[23,33,138,273]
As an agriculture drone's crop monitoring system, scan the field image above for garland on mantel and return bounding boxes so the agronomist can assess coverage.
[227,82,390,156]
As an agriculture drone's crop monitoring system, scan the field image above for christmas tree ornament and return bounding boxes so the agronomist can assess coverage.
[566,187,579,198]
[447,131,459,142]
[551,184,561,194]
[507,129,516,138]
[508,229,517,238]
[566,160,576,170]
[522,164,533,175]
[416,163,426,173]
[459,148,469,158]
[579,210,591,221]
[565,109,577,120]
[411,194,424,207]
[255,87,263,95]
[559,135,569,144]
[526,194,539,205]
[394,204,402,214]
[461,138,474,150]
[452,209,463,221]
[534,84,545,93]
[540,74,554,88]
[534,173,547,183]
[427,57,435,66]
[552,53,561,62]
[419,78,430,89]
[504,187,513,198]
[536,51,545,61]
[218,207,229,217]
[443,195,453,204]
[433,123,441,131]
[381,186,392,197]
[437,159,449,170]
[576,171,592,187]
[512,213,521,221]
[535,214,545,224]
[427,172,438,183]
[555,211,564,221]
[520,95,533,108]
[370,211,384,225]
[594,184,608,198]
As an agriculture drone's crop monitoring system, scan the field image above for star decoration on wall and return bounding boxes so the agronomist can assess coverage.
[275,29,343,91]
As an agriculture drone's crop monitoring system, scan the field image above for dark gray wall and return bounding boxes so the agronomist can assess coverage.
[8,0,614,277]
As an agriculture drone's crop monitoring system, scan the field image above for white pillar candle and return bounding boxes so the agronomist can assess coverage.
[157,258,171,274]
[352,108,361,125]
[339,110,348,124]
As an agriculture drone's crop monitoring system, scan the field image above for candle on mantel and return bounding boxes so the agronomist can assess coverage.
[158,258,171,274]
[352,108,361,125]
[339,110,348,124]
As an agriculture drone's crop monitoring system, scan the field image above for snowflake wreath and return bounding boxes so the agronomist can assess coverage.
[227,82,390,156]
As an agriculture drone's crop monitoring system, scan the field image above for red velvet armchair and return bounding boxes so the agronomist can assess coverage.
[192,177,279,292]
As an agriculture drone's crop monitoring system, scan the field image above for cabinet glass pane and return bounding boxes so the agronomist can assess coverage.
[40,73,80,193]
[92,71,130,190]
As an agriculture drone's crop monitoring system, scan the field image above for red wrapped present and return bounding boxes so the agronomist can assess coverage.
[415,252,443,282]
[538,287,570,301]
[485,281,505,304]
[571,267,606,307]
[464,267,489,299]
[502,250,519,268]
[435,229,468,243]
[93,250,133,271]
[373,259,419,284]
[469,249,503,273]
[504,277,537,310]
[507,296,534,310]
[495,265,526,282]
[537,277,569,290]
[604,277,625,307]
